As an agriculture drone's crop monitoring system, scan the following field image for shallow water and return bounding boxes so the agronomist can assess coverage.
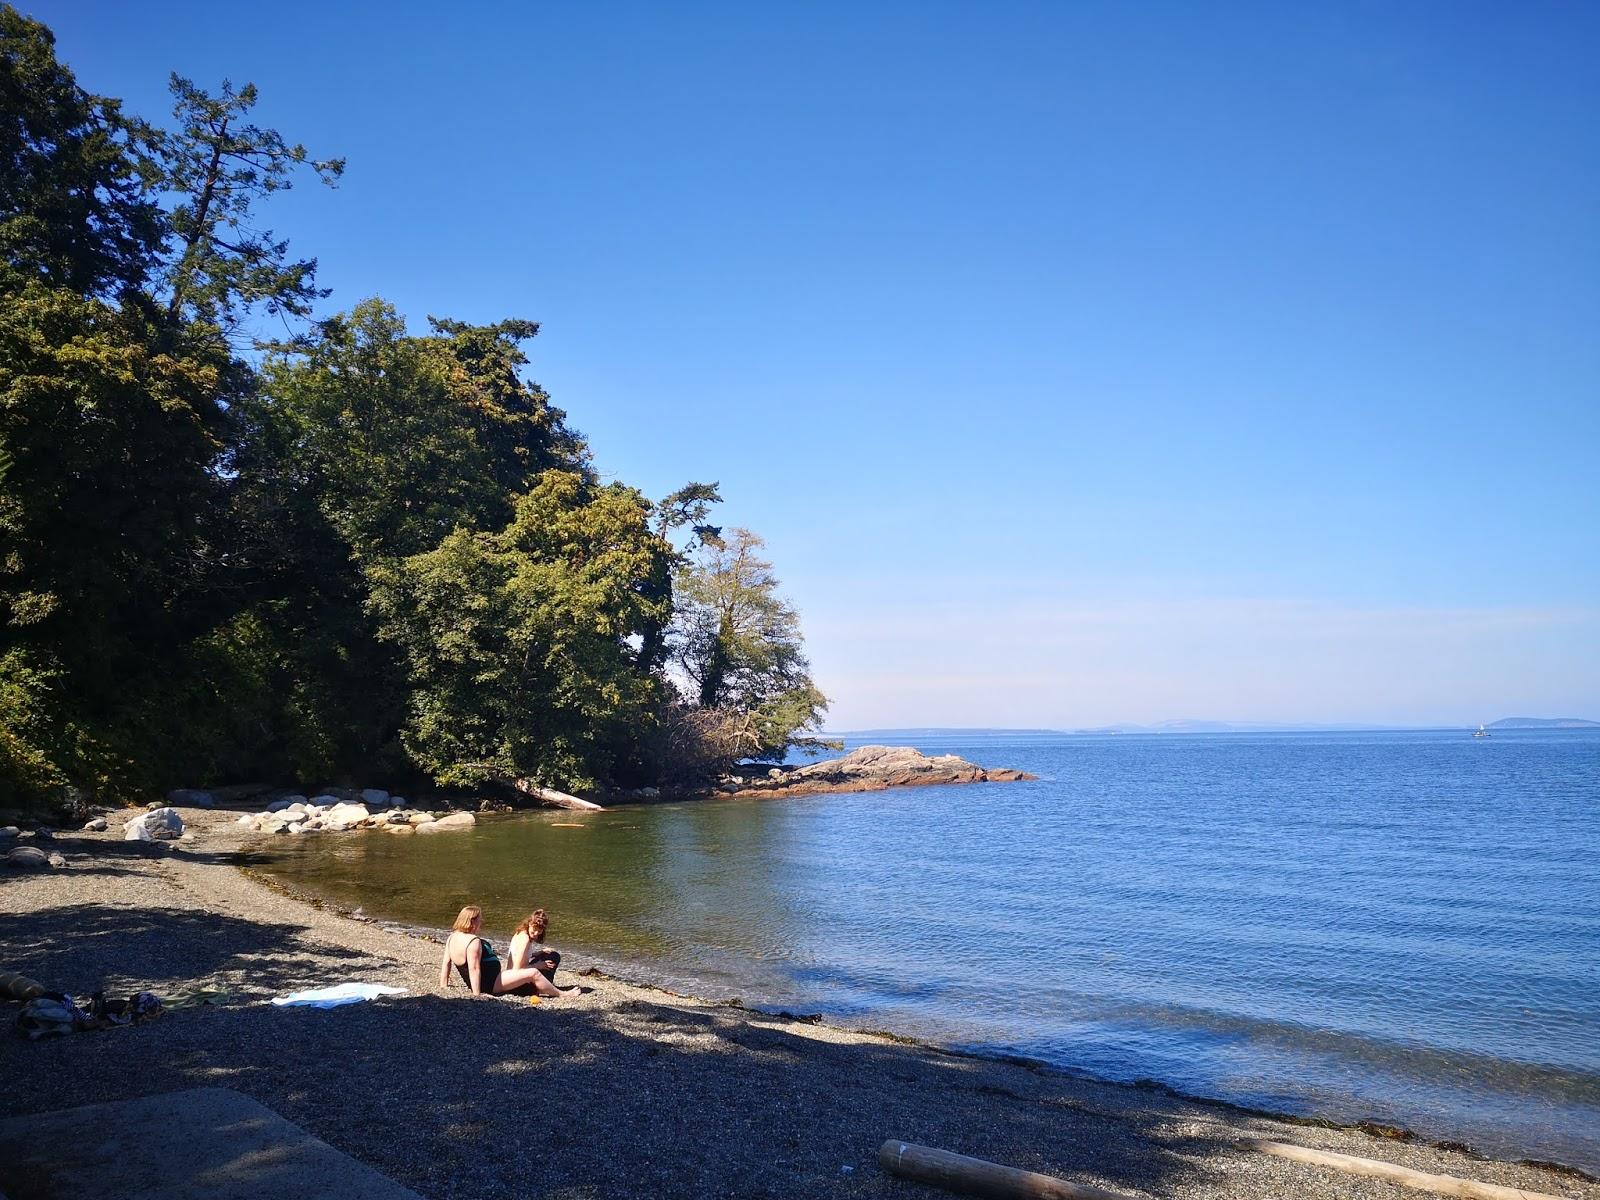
[252,730,1600,1172]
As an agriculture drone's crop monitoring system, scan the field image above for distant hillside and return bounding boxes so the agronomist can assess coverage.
[1486,717,1600,730]
[828,727,1067,738]
[1071,720,1417,734]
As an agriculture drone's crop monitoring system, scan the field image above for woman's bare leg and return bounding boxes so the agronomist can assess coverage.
[494,964,576,998]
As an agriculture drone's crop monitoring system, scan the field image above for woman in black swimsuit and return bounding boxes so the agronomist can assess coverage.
[438,905,570,996]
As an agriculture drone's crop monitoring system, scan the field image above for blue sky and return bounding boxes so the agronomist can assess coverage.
[35,1,1599,727]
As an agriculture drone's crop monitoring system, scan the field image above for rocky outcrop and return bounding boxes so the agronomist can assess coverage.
[730,744,1035,799]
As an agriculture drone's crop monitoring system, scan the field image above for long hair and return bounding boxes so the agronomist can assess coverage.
[514,909,548,942]
[452,905,482,933]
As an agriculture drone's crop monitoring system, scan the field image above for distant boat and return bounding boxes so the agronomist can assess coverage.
[1473,724,1491,738]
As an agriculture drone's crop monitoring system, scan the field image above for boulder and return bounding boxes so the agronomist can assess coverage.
[124,807,184,841]
[0,826,18,841]
[359,788,390,807]
[166,788,215,808]
[265,798,297,813]
[236,814,256,826]
[324,802,371,827]
[309,794,340,806]
[5,846,51,869]
[385,824,415,836]
[387,796,406,807]
[416,812,475,834]
[46,851,67,867]
[82,817,108,832]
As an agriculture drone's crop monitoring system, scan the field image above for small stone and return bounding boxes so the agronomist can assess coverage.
[46,851,67,868]
[236,814,255,826]
[82,817,108,832]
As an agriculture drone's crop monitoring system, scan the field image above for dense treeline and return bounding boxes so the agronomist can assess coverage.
[0,8,828,809]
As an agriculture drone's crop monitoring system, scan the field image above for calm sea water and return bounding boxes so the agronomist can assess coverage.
[252,730,1600,1172]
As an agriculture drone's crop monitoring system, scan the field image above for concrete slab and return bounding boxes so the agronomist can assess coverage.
[0,1087,424,1200]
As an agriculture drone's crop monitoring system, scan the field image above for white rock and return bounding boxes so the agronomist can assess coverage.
[324,802,371,826]
[236,814,255,826]
[360,788,390,807]
[82,817,108,832]
[46,850,67,867]
[124,807,184,841]
[417,811,475,834]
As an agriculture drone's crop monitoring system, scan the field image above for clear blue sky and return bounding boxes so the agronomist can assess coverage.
[35,1,1600,728]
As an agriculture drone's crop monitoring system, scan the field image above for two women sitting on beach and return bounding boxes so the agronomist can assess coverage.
[439,905,578,998]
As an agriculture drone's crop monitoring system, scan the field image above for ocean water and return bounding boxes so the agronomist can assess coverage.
[251,730,1600,1172]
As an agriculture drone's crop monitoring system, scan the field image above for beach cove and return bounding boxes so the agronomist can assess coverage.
[2,782,1596,1199]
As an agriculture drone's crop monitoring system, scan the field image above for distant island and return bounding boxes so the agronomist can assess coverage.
[826,718,1600,737]
[1485,717,1600,730]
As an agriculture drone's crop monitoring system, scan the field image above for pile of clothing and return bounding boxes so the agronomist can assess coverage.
[15,990,164,1040]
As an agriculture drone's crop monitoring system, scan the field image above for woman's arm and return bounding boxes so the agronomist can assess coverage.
[438,944,452,989]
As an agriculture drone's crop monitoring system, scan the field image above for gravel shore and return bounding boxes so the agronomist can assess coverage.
[2,808,1594,1200]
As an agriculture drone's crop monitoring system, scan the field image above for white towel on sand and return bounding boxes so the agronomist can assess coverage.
[271,983,407,1009]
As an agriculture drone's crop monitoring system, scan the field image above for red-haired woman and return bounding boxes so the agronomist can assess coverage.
[438,905,572,997]
[508,909,566,991]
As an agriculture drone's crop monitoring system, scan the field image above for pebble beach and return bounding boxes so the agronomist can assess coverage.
[1,804,1595,1200]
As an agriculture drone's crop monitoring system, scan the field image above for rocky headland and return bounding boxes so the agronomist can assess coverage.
[725,743,1036,799]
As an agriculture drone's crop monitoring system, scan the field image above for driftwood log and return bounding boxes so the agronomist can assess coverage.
[1240,1139,1567,1200]
[511,780,605,811]
[878,1141,1135,1200]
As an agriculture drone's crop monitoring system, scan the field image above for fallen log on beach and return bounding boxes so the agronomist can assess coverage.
[1240,1139,1567,1200]
[511,780,605,811]
[878,1140,1136,1200]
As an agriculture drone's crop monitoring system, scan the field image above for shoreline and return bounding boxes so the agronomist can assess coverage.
[3,807,1595,1199]
[246,855,1600,1185]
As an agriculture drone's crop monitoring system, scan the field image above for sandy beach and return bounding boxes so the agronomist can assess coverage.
[2,806,1594,1200]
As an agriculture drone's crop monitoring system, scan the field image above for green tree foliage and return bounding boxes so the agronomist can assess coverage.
[368,472,674,791]
[155,75,343,331]
[1,8,829,807]
[672,529,830,764]
[0,7,339,803]
[0,6,160,298]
